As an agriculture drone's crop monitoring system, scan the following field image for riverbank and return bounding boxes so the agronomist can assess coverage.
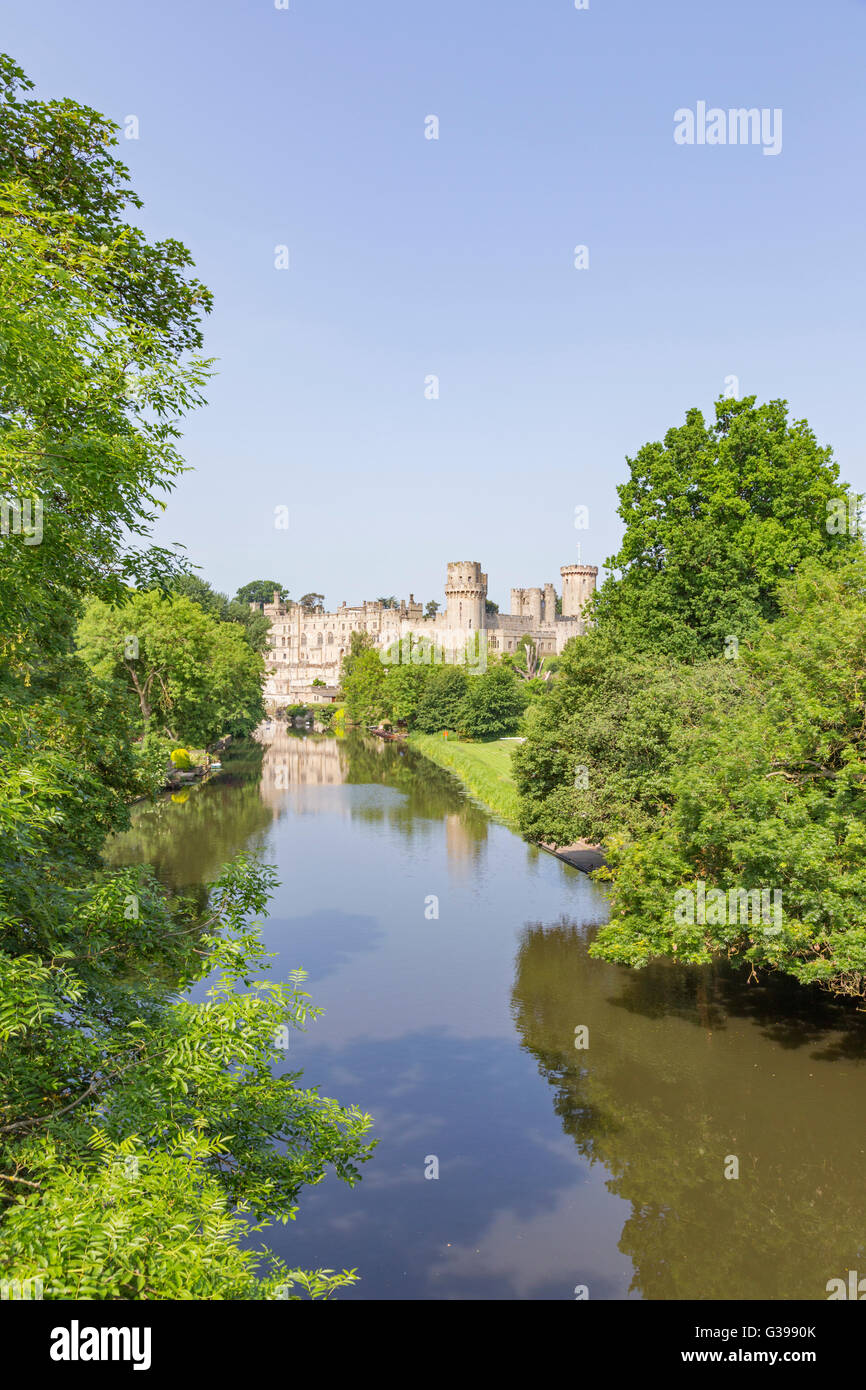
[408,732,606,872]
[408,733,522,828]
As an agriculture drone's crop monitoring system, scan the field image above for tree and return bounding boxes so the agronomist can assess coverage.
[341,629,376,680]
[234,580,288,608]
[0,54,211,356]
[224,600,271,652]
[0,855,375,1299]
[458,665,526,739]
[414,667,468,734]
[425,601,440,618]
[0,53,374,1298]
[342,649,387,726]
[513,631,734,848]
[510,634,546,681]
[595,396,856,659]
[485,599,499,615]
[383,662,431,726]
[0,180,209,674]
[171,577,272,653]
[171,574,230,618]
[299,592,324,611]
[591,550,866,1000]
[376,596,398,608]
[77,591,265,745]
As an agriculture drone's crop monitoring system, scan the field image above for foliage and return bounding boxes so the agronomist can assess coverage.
[77,591,265,746]
[0,855,375,1298]
[0,65,213,676]
[0,54,374,1297]
[381,662,431,726]
[457,665,526,739]
[0,1136,358,1300]
[234,580,288,608]
[172,575,271,653]
[590,553,866,998]
[414,667,469,734]
[132,731,176,800]
[513,630,736,848]
[594,395,856,659]
[342,649,387,727]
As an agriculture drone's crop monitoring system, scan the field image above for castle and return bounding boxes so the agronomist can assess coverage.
[258,560,598,706]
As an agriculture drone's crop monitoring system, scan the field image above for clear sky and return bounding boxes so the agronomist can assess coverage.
[5,0,865,610]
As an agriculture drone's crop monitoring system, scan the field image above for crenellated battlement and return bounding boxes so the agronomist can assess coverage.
[261,557,597,706]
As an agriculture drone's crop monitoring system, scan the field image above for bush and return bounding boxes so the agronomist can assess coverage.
[414,667,468,734]
[457,666,526,739]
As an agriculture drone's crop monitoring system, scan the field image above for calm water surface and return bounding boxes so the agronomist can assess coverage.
[106,732,866,1300]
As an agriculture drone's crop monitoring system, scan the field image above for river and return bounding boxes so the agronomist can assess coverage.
[105,730,866,1301]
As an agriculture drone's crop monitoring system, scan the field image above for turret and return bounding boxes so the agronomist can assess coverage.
[560,563,598,618]
[445,561,487,631]
[523,587,543,626]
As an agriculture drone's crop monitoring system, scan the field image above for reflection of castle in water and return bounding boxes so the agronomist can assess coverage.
[257,728,347,806]
[444,812,481,868]
[255,727,489,868]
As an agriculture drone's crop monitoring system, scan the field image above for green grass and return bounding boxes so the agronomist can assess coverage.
[408,732,521,827]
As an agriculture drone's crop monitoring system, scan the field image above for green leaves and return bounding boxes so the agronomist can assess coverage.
[1,855,377,1297]
[590,551,866,998]
[0,55,373,1299]
[595,395,855,659]
[77,590,265,747]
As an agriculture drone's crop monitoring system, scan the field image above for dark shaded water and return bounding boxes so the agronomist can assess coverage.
[106,732,866,1300]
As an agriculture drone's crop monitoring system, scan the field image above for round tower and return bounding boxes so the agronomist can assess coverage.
[560,563,598,618]
[524,587,543,626]
[445,561,487,631]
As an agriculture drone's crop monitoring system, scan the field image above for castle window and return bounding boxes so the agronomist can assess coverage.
[317,633,323,646]
[301,634,307,646]
[326,632,333,644]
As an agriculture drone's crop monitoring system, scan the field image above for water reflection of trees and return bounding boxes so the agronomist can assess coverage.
[512,918,866,1299]
[342,735,491,848]
[103,742,271,895]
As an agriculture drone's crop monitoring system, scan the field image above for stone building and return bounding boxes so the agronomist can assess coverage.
[259,560,597,706]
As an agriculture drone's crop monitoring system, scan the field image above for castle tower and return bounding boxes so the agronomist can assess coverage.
[524,587,543,626]
[445,561,487,630]
[560,563,598,618]
[510,587,525,617]
[543,582,557,621]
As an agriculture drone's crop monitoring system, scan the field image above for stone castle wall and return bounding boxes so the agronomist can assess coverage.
[261,560,598,705]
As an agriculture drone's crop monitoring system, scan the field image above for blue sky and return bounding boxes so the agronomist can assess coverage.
[5,0,865,609]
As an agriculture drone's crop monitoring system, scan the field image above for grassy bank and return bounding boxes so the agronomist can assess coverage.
[408,732,521,828]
